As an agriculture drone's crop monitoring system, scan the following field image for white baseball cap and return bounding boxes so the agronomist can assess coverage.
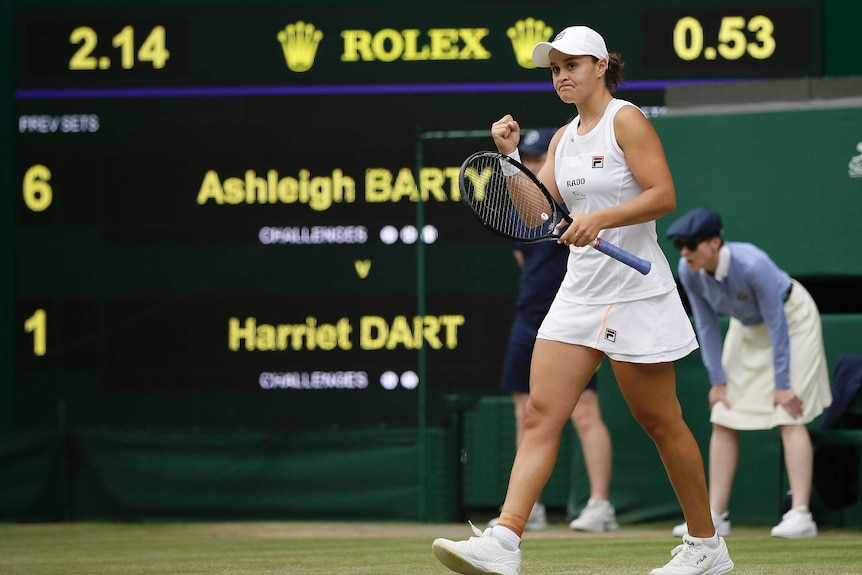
[532,26,609,68]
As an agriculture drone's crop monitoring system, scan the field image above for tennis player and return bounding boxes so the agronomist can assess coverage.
[666,207,832,539]
[433,25,733,575]
[486,127,618,534]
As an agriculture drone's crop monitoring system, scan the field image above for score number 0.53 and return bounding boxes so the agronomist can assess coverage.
[672,15,774,61]
[642,7,818,74]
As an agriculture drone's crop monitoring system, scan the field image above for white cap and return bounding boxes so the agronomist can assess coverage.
[532,26,609,68]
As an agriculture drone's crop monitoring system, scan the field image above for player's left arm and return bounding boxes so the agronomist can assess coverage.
[589,107,676,234]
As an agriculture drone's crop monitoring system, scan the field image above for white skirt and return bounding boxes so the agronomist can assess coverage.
[537,287,698,363]
[711,279,833,430]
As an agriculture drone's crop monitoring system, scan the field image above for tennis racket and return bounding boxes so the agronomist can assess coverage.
[458,150,651,275]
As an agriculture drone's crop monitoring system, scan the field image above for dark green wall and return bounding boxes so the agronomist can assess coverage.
[653,106,862,277]
[0,427,456,522]
[825,0,862,76]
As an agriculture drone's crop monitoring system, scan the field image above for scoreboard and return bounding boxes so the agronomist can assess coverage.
[6,0,823,431]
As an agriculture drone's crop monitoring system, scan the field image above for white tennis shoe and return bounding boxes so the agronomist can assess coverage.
[432,522,521,575]
[770,507,818,538]
[650,534,734,575]
[569,498,618,532]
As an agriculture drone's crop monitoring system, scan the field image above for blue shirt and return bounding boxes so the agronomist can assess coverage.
[515,241,569,326]
[677,241,792,389]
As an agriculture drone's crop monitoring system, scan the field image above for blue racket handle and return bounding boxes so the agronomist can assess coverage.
[590,237,652,275]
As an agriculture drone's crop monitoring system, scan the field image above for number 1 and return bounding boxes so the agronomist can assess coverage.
[24,309,47,357]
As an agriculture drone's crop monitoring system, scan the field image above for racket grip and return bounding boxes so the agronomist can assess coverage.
[591,237,652,275]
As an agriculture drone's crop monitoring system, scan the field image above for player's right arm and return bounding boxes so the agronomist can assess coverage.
[491,114,520,155]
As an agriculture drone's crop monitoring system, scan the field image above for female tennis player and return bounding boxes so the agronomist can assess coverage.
[432,25,734,575]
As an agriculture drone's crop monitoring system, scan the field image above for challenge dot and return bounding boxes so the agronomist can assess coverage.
[380,225,399,245]
[380,371,399,390]
[400,370,419,390]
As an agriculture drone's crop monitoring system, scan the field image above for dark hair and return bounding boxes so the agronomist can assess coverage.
[604,53,625,94]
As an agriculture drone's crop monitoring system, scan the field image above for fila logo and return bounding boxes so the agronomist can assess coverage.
[592,156,604,168]
[604,328,616,342]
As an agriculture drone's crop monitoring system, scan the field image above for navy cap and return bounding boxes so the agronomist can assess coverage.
[518,128,556,156]
[665,207,723,239]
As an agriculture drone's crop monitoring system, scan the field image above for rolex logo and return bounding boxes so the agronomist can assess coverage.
[277,21,323,72]
[507,18,553,69]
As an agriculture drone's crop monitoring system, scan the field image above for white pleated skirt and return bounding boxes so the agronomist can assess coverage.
[537,287,698,363]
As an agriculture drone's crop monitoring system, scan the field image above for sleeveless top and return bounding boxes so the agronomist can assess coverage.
[553,98,677,304]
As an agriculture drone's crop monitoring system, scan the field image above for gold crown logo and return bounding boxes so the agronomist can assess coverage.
[507,18,554,69]
[277,21,323,72]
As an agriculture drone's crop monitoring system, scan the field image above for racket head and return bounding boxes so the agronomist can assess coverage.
[458,151,565,242]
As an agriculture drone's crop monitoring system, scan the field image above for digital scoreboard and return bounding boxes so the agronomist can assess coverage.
[641,5,820,78]
[7,0,823,431]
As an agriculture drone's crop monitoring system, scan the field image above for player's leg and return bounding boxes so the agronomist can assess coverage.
[489,392,547,531]
[499,340,603,529]
[433,341,601,575]
[612,360,713,535]
[671,423,736,538]
[611,360,733,575]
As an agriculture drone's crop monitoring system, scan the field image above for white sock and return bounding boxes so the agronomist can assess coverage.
[491,525,521,551]
[700,533,720,549]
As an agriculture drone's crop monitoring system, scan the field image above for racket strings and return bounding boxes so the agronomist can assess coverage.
[462,154,554,241]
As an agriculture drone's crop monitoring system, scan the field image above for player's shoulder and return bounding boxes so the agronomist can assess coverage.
[610,98,645,119]
[611,99,654,139]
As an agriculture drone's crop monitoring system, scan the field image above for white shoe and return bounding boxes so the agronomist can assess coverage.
[672,511,730,537]
[487,503,547,532]
[569,498,618,532]
[771,507,817,538]
[650,535,734,575]
[525,503,548,531]
[432,522,522,575]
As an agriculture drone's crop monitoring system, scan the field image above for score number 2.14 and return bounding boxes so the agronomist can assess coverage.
[673,15,776,61]
[69,25,169,70]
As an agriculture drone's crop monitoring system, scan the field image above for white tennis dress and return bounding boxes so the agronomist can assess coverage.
[537,99,697,363]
